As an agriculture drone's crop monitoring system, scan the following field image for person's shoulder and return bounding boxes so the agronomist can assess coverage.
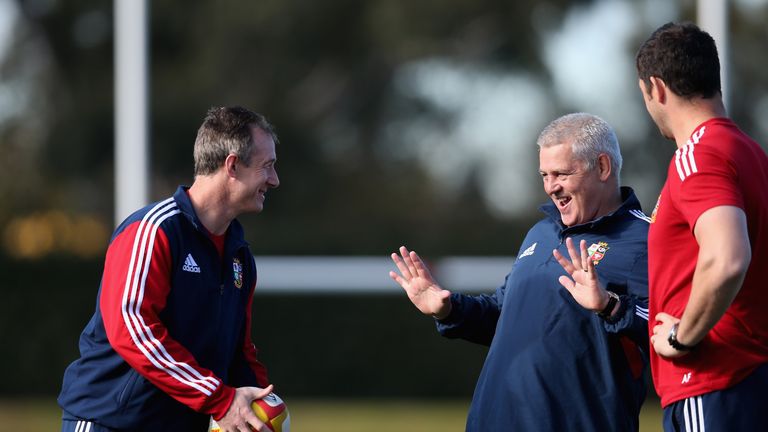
[697,118,745,148]
[614,189,650,228]
[625,208,651,225]
[606,208,649,241]
[528,214,560,234]
[115,196,185,233]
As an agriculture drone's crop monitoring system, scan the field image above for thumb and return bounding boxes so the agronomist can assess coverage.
[252,384,274,400]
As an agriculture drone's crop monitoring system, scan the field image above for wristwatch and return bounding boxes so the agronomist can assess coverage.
[597,291,619,319]
[667,322,695,351]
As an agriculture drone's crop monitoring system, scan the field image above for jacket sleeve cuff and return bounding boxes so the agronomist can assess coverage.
[435,295,464,333]
[207,385,236,421]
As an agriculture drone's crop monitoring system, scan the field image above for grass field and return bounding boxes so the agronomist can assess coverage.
[0,397,664,431]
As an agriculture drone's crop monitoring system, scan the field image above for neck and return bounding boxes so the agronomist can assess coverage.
[187,176,233,235]
[599,187,624,218]
[670,96,727,148]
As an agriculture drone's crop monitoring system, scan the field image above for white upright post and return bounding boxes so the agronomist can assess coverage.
[114,0,149,225]
[697,0,729,110]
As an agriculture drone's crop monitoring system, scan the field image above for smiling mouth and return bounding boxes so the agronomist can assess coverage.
[556,196,571,209]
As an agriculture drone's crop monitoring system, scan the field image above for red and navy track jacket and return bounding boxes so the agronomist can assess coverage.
[58,186,269,431]
[438,187,650,431]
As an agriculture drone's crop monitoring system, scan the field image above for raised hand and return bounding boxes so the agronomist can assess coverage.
[389,246,452,319]
[552,237,611,313]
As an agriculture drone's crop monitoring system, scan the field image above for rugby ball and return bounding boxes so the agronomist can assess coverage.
[209,392,290,432]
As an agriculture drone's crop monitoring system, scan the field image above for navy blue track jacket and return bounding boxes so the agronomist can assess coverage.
[438,187,649,431]
[58,186,268,431]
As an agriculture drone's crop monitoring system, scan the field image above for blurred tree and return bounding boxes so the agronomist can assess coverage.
[0,0,766,259]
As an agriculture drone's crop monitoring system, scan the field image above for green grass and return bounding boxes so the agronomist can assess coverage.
[0,397,663,431]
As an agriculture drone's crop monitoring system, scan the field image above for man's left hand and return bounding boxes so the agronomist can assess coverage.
[553,237,611,313]
[651,312,688,358]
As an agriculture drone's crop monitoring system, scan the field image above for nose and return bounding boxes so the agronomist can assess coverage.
[268,168,280,188]
[543,177,561,195]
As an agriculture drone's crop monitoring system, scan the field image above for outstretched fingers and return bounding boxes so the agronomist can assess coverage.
[390,247,414,280]
[389,270,407,289]
[409,250,433,280]
[564,237,584,273]
[552,247,575,274]
[558,274,576,292]
[400,246,420,278]
[579,239,597,279]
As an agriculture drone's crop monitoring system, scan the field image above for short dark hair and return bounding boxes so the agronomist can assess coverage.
[636,21,721,99]
[193,106,278,176]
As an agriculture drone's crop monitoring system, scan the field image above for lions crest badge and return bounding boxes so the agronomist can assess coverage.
[233,258,243,289]
[587,242,609,266]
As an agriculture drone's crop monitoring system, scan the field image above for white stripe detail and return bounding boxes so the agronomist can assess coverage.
[691,395,700,432]
[675,125,703,182]
[635,305,649,321]
[127,201,219,392]
[687,143,698,174]
[675,150,686,181]
[629,209,651,223]
[680,146,693,177]
[697,396,705,432]
[691,126,706,144]
[84,422,92,432]
[120,198,220,397]
[75,421,82,432]
[684,398,692,432]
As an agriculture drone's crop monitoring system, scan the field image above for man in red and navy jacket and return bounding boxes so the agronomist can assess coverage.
[58,106,280,431]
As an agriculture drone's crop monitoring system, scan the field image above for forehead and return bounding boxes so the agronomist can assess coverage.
[247,127,276,162]
[539,143,579,170]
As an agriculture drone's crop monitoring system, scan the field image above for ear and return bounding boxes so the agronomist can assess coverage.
[597,153,612,182]
[649,76,667,104]
[224,154,239,178]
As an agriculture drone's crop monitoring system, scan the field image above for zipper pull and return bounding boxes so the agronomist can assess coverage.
[220,284,224,295]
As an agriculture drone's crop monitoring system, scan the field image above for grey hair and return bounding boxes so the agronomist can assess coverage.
[537,112,622,183]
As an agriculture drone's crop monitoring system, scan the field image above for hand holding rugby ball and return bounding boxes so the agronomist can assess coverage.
[209,392,290,432]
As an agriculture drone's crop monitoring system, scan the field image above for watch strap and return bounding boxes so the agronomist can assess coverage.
[668,322,695,351]
[597,291,619,319]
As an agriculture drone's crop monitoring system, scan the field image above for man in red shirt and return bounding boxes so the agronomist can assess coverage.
[637,22,768,431]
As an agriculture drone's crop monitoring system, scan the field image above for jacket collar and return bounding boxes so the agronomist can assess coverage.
[539,186,642,233]
[172,186,247,249]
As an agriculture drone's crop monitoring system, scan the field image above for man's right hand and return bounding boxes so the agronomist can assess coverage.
[216,385,274,432]
[389,246,452,319]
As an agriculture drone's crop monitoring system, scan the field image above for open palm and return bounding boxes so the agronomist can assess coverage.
[389,246,452,318]
[552,237,609,312]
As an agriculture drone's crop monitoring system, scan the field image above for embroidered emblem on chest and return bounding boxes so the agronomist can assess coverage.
[587,242,609,266]
[233,258,243,289]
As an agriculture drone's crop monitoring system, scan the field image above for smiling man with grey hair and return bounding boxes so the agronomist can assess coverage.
[390,112,650,431]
